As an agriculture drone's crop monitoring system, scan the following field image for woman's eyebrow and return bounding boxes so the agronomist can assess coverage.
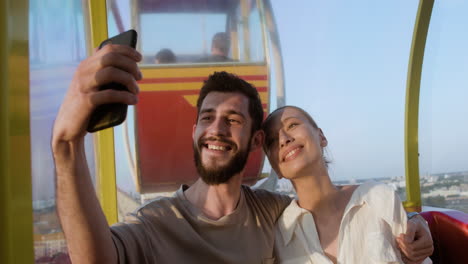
[282,116,300,122]
[280,116,302,125]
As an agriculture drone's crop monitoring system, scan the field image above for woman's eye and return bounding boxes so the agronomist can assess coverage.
[287,123,298,129]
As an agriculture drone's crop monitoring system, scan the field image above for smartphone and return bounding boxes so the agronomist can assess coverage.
[87,29,138,133]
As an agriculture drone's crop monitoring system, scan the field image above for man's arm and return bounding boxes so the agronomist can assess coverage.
[397,214,434,264]
[52,44,142,264]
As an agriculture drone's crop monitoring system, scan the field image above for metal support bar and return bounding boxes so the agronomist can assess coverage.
[88,0,118,224]
[404,0,434,212]
[0,0,34,263]
[262,0,286,107]
[241,0,251,61]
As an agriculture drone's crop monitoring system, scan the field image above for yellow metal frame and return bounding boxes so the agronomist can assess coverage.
[230,21,240,60]
[0,0,34,263]
[404,0,434,212]
[88,0,118,224]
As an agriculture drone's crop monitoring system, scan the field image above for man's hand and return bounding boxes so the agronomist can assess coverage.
[397,214,434,264]
[53,44,142,143]
[52,44,142,264]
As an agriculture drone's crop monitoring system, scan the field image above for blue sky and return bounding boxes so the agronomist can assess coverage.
[271,0,468,181]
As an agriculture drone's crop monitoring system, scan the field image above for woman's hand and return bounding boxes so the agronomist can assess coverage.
[397,215,434,264]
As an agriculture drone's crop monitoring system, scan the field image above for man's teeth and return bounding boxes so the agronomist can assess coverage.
[208,145,227,151]
[285,148,299,159]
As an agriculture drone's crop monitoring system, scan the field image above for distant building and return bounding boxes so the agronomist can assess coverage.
[427,175,440,183]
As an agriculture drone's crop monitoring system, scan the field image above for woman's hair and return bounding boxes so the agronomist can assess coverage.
[263,105,318,130]
[262,105,331,167]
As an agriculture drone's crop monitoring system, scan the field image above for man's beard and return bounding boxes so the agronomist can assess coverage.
[193,138,251,185]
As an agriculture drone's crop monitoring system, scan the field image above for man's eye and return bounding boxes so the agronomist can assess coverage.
[228,119,240,124]
[200,116,211,121]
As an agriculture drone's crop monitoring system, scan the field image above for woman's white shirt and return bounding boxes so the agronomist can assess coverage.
[275,181,432,264]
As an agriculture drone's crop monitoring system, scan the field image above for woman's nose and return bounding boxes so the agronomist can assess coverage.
[279,130,294,148]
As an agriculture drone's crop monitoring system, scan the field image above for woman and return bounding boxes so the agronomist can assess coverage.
[262,106,431,264]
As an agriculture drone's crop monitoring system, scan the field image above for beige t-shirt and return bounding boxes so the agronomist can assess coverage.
[111,185,291,264]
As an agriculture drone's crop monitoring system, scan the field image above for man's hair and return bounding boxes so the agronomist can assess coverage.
[211,32,230,55]
[155,48,176,63]
[196,71,264,134]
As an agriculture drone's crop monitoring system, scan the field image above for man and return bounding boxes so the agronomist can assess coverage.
[155,48,176,64]
[198,32,235,62]
[52,45,433,263]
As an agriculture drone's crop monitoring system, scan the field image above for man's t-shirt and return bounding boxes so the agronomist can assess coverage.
[111,185,291,264]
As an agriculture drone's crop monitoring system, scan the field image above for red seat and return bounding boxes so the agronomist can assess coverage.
[420,210,468,264]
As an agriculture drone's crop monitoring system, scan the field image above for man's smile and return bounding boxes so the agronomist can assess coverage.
[200,137,236,153]
[206,144,232,151]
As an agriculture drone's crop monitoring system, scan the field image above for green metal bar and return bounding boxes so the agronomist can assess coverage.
[88,0,118,225]
[404,0,434,212]
[0,0,34,263]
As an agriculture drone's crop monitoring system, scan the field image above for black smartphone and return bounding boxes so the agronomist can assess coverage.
[87,29,138,133]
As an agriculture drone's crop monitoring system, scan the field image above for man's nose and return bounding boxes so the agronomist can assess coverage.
[279,130,294,148]
[207,117,229,136]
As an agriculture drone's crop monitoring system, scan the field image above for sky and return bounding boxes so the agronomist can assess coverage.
[270,0,468,181]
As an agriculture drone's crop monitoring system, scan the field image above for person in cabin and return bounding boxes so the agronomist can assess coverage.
[198,32,235,62]
[262,105,433,264]
[51,44,433,263]
[155,48,176,64]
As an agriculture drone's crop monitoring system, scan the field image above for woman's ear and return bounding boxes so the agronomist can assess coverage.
[318,128,328,147]
[250,130,265,152]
